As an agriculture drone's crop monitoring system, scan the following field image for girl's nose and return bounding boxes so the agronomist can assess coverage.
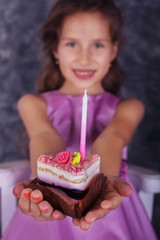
[78,49,90,65]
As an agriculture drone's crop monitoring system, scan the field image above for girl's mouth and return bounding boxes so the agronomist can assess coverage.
[73,69,96,80]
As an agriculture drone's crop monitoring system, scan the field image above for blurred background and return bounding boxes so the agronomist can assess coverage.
[0,0,160,238]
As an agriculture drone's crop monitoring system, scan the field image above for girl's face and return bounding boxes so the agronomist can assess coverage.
[54,11,118,94]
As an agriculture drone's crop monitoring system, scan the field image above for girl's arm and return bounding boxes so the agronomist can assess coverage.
[18,94,66,177]
[91,98,145,176]
[72,98,145,230]
[15,94,67,221]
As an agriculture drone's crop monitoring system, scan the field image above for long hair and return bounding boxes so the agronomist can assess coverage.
[37,0,124,94]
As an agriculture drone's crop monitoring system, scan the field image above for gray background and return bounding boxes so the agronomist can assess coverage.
[0,0,160,238]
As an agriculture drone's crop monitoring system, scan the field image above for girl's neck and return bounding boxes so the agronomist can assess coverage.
[58,82,105,96]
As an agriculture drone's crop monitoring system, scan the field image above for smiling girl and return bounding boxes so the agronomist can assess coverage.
[2,0,157,239]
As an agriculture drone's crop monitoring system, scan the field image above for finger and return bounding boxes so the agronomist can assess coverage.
[39,201,54,220]
[52,210,66,221]
[85,208,110,223]
[101,198,121,211]
[13,185,24,198]
[30,190,43,220]
[72,218,80,226]
[100,190,122,210]
[114,178,133,197]
[79,217,91,231]
[13,180,31,198]
[18,188,32,215]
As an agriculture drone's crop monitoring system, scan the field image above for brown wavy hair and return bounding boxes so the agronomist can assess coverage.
[37,0,124,94]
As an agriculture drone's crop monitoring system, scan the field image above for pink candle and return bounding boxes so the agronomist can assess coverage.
[80,89,88,161]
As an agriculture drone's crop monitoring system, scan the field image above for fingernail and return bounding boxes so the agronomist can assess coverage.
[84,225,90,231]
[101,204,110,210]
[86,215,95,223]
[101,202,111,210]
[40,208,48,212]
[13,188,17,195]
[24,192,31,198]
[32,196,40,201]
[89,217,95,223]
[54,213,59,219]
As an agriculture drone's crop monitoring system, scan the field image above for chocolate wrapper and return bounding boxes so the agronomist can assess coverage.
[28,173,107,219]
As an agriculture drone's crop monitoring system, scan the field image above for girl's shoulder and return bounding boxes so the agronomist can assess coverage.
[17,93,46,114]
[17,91,64,116]
[116,98,145,121]
[118,98,145,110]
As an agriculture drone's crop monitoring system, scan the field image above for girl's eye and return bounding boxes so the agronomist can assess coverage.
[93,43,104,48]
[67,42,77,47]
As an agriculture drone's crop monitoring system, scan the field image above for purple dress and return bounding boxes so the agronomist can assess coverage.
[2,91,157,240]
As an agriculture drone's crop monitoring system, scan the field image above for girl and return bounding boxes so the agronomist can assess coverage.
[2,0,157,239]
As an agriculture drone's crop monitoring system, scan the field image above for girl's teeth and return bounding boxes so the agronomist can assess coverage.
[75,71,93,75]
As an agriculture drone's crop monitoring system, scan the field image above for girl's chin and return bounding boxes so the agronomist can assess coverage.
[73,80,98,89]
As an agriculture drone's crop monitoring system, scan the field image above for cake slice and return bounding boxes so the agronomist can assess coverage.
[28,151,107,218]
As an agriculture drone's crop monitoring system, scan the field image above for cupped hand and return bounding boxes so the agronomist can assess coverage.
[72,176,133,231]
[13,180,66,221]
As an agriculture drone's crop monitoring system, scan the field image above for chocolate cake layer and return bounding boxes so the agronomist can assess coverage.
[28,173,107,219]
[37,178,89,200]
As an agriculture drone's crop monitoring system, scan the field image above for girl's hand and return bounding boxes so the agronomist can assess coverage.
[13,181,66,221]
[72,176,133,231]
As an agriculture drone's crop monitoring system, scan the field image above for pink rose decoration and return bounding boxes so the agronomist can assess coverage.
[57,151,73,165]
